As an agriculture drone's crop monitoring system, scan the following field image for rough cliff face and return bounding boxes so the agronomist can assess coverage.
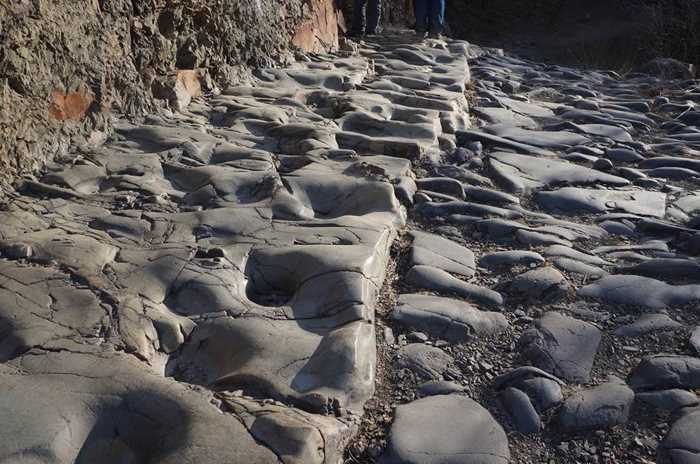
[0,0,344,188]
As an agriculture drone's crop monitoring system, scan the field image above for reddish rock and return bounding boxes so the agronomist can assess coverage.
[293,0,344,53]
[172,70,204,111]
[48,90,94,121]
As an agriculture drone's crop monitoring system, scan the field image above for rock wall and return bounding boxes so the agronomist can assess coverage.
[0,0,343,189]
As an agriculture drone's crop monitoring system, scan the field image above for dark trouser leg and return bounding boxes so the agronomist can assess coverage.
[351,0,367,34]
[414,0,428,33]
[366,0,381,34]
[430,0,445,34]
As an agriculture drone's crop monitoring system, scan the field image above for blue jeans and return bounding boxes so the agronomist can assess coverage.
[415,0,445,34]
[352,0,381,34]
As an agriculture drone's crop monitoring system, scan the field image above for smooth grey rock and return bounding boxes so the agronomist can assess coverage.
[516,229,572,247]
[406,265,504,307]
[544,244,612,266]
[605,148,645,163]
[479,250,545,269]
[579,275,700,310]
[416,200,523,220]
[640,156,700,173]
[509,267,571,303]
[463,185,520,206]
[398,343,454,380]
[618,258,700,282]
[418,380,465,397]
[614,313,682,337]
[516,377,564,412]
[559,377,634,431]
[637,389,700,411]
[457,129,555,158]
[552,257,608,278]
[409,230,476,278]
[659,408,700,464]
[381,395,510,464]
[393,294,508,343]
[600,220,637,237]
[493,366,565,390]
[535,187,666,218]
[691,327,700,354]
[501,387,542,434]
[594,158,614,171]
[519,312,602,383]
[0,351,295,464]
[629,355,700,391]
[593,241,670,254]
[484,124,590,149]
[488,151,629,194]
[416,177,465,199]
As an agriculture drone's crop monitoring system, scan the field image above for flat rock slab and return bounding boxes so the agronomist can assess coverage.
[559,377,634,431]
[578,275,700,310]
[393,293,508,343]
[381,395,510,464]
[409,230,476,278]
[488,151,629,193]
[535,187,667,217]
[519,312,602,383]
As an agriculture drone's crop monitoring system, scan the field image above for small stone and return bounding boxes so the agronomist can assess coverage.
[384,326,396,345]
[408,331,429,342]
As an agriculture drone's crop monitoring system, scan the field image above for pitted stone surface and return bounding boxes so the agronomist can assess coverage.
[6,21,700,462]
[0,31,474,462]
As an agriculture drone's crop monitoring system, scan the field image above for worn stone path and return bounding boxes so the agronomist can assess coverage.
[2,30,700,464]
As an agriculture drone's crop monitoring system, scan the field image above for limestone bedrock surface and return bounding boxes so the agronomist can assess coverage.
[0,32,472,463]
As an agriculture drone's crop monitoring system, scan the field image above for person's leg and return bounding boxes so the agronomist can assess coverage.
[414,0,428,34]
[429,0,445,36]
[426,0,433,32]
[366,0,381,34]
[351,0,367,35]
